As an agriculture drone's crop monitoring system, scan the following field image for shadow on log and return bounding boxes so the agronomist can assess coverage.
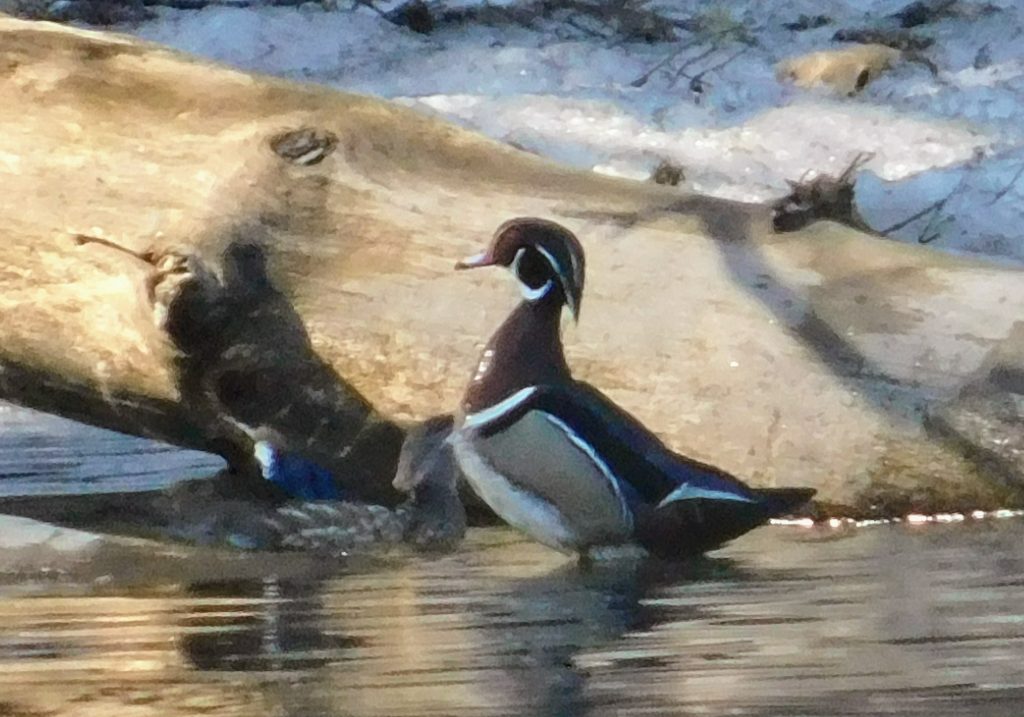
[0,17,1022,517]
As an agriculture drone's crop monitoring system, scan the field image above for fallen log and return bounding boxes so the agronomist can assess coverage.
[1,17,1022,515]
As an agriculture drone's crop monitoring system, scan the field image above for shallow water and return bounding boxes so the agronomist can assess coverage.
[1,405,1023,717]
[0,403,221,496]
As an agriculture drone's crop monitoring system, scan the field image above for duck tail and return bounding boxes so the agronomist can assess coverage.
[753,487,817,518]
[636,486,816,559]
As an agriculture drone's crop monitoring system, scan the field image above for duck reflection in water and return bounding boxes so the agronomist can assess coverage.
[174,549,760,717]
[178,578,359,673]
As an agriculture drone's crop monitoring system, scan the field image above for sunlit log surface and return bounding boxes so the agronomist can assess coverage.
[1,17,1022,514]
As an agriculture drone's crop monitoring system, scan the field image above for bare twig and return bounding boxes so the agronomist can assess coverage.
[632,15,758,89]
[880,149,985,243]
[630,38,701,87]
[838,151,875,183]
[987,162,1024,206]
[668,45,719,86]
[881,171,968,243]
[881,197,945,235]
[73,233,153,263]
[677,46,749,93]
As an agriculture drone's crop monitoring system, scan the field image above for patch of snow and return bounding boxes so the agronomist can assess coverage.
[856,148,1024,261]
[136,6,420,79]
[405,93,988,202]
[119,0,1024,261]
[949,61,1024,89]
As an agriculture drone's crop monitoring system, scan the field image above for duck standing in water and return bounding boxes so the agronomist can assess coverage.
[449,218,815,559]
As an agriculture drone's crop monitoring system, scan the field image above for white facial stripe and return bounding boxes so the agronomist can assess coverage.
[463,386,538,430]
[566,243,581,284]
[512,246,554,302]
[534,244,576,315]
[534,244,562,275]
[540,412,634,531]
[657,483,755,509]
[563,289,578,317]
[511,246,526,273]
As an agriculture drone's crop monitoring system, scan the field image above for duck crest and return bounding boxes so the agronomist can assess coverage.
[463,290,570,415]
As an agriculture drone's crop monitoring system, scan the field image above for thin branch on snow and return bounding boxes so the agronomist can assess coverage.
[881,174,966,244]
[882,152,984,244]
[630,38,703,87]
[674,46,748,93]
[986,163,1024,206]
[668,45,719,86]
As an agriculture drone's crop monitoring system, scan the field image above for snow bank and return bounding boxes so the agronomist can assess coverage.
[126,0,1024,261]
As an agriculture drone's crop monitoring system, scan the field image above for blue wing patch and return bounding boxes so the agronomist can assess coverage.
[254,441,341,501]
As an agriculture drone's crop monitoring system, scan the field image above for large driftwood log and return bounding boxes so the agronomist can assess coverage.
[1,17,1022,515]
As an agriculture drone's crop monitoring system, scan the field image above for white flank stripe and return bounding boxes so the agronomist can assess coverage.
[462,386,538,430]
[657,483,755,509]
[541,412,633,531]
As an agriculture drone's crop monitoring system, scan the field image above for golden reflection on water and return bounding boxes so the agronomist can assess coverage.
[1,523,1023,717]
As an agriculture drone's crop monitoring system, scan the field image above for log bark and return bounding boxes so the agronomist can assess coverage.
[1,17,1022,514]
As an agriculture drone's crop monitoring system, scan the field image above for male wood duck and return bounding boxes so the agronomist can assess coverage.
[449,218,816,559]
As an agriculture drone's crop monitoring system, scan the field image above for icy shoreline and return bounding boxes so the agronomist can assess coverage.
[69,0,1024,262]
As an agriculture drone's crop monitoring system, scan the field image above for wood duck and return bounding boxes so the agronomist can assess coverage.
[449,218,816,559]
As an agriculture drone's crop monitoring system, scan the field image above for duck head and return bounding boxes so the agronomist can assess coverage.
[456,218,585,321]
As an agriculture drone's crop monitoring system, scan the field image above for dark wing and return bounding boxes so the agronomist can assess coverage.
[475,381,758,508]
[559,384,815,556]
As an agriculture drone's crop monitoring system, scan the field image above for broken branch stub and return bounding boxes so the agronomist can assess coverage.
[771,153,875,234]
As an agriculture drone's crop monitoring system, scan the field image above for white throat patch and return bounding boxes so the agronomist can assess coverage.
[521,280,553,301]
